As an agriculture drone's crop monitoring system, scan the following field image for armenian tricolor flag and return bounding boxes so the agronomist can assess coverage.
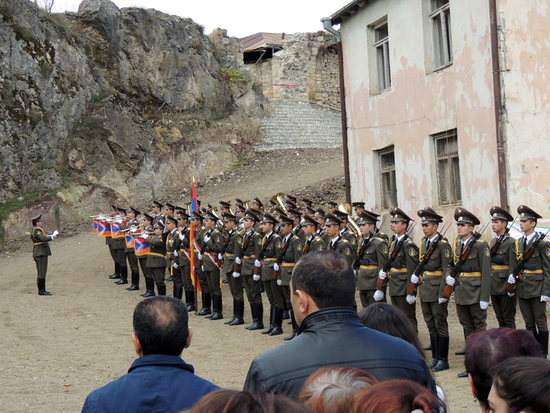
[93,219,98,234]
[135,230,151,256]
[111,220,127,238]
[98,220,111,237]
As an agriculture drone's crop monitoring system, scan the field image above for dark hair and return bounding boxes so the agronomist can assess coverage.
[299,367,378,413]
[186,389,314,413]
[352,379,443,413]
[358,303,426,360]
[492,357,550,413]
[133,296,189,356]
[292,250,356,309]
[464,328,541,409]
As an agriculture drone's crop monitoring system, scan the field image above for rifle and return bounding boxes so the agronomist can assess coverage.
[273,235,292,279]
[197,228,212,268]
[254,235,273,275]
[505,228,550,293]
[490,216,517,258]
[443,221,491,298]
[377,222,416,290]
[234,233,250,273]
[407,222,450,295]
[353,218,386,270]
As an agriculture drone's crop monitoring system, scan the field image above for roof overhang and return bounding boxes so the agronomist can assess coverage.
[326,0,369,26]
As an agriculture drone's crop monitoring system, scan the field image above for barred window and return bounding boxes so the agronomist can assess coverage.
[379,148,397,210]
[430,0,452,69]
[434,129,461,205]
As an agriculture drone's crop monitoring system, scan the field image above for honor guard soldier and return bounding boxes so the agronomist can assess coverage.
[328,201,337,215]
[274,214,304,341]
[508,205,550,358]
[164,204,176,281]
[107,205,120,279]
[287,208,305,242]
[235,203,246,233]
[286,195,297,210]
[189,213,211,316]
[271,207,285,235]
[123,207,141,291]
[31,214,58,295]
[378,208,419,329]
[139,214,155,297]
[352,202,366,218]
[325,214,354,266]
[366,209,390,242]
[355,211,389,308]
[258,213,285,336]
[314,209,329,245]
[301,198,313,213]
[446,208,491,377]
[413,207,452,372]
[151,201,165,226]
[222,213,245,326]
[202,211,225,320]
[174,210,194,309]
[144,221,169,296]
[489,206,517,328]
[251,198,264,232]
[302,215,326,253]
[165,203,175,218]
[303,206,315,218]
[112,207,129,285]
[164,216,180,297]
[334,210,358,257]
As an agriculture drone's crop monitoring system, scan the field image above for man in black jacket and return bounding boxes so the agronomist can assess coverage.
[243,250,435,398]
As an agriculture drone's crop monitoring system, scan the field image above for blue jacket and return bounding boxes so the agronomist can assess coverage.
[82,354,220,413]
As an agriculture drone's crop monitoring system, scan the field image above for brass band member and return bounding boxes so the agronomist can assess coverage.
[122,207,141,291]
[112,207,129,285]
[107,205,120,279]
[144,221,169,296]
[139,214,156,298]
[31,214,58,295]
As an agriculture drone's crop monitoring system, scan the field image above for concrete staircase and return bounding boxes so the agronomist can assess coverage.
[256,99,343,151]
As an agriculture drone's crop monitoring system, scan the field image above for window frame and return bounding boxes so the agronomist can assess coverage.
[378,146,398,210]
[429,0,453,70]
[373,21,391,92]
[433,129,461,206]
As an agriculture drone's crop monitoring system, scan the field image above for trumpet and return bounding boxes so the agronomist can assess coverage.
[121,225,144,233]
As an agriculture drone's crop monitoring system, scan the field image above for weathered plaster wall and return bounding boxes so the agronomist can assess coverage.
[499,0,550,215]
[340,0,500,238]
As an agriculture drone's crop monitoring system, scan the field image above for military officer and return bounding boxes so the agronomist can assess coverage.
[287,208,305,242]
[151,201,165,226]
[222,213,244,326]
[144,221,168,296]
[112,207,129,285]
[201,211,225,320]
[325,214,354,266]
[286,195,297,210]
[508,205,550,358]
[123,207,141,291]
[174,210,194,309]
[355,211,389,308]
[139,214,156,297]
[235,203,246,232]
[365,209,390,242]
[274,214,304,341]
[31,214,58,295]
[328,201,337,215]
[489,206,516,328]
[189,213,211,316]
[378,208,419,329]
[445,208,491,377]
[302,215,326,254]
[164,216,180,297]
[314,208,329,245]
[352,201,365,219]
[412,207,452,372]
[250,198,264,232]
[164,204,177,281]
[300,198,313,213]
[271,206,285,235]
[334,210,358,257]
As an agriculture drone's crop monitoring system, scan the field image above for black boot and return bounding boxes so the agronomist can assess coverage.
[282,310,290,320]
[185,290,196,312]
[261,306,276,335]
[127,271,140,291]
[210,294,224,320]
[245,303,255,329]
[157,284,166,296]
[196,293,212,316]
[284,311,298,341]
[225,299,238,325]
[269,306,284,336]
[229,301,245,326]
[433,336,450,372]
[115,266,128,285]
[38,278,52,296]
[247,303,264,330]
[173,286,183,300]
[109,262,121,279]
[141,277,156,297]
[427,335,440,369]
[537,330,549,359]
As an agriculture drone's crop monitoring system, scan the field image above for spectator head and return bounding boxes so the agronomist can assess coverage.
[489,357,550,413]
[132,296,191,357]
[352,379,444,413]
[358,303,426,360]
[299,367,378,413]
[185,389,314,413]
[464,328,541,411]
[290,251,356,325]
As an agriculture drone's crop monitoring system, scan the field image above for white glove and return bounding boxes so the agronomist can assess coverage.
[378,270,387,280]
[277,279,282,286]
[406,294,416,305]
[115,217,122,224]
[253,274,260,281]
[197,253,202,260]
[480,300,489,310]
[274,263,280,272]
[173,250,178,257]
[541,296,550,303]
[235,256,242,265]
[200,265,204,272]
[52,230,59,237]
[508,274,516,285]
[446,275,456,286]
[438,297,448,304]
[373,290,384,302]
[204,235,211,243]
[411,274,419,284]
[232,272,240,278]
[507,292,516,297]
[218,253,223,260]
[178,233,185,241]
[254,259,261,268]
[173,262,179,269]
[49,235,55,240]
[353,269,357,277]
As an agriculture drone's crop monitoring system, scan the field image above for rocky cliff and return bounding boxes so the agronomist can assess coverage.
[0,0,269,245]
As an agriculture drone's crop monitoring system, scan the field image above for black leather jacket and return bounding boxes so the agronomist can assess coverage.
[244,307,435,398]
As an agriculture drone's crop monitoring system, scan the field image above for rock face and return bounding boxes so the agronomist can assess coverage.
[0,0,268,244]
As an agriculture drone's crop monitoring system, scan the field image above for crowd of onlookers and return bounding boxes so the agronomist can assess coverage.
[80,251,550,413]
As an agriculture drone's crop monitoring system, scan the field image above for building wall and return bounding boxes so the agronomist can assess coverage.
[340,0,500,236]
[248,61,275,99]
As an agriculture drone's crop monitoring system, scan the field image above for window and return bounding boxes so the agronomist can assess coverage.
[379,147,397,209]
[434,129,461,205]
[430,0,452,69]
[374,21,391,91]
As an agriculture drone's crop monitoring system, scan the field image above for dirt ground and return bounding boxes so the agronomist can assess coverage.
[0,149,526,412]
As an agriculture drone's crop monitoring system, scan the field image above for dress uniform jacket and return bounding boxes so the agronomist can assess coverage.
[260,232,283,282]
[490,234,515,296]
[166,229,179,266]
[241,230,262,276]
[388,237,419,297]
[509,235,550,299]
[329,236,354,265]
[176,226,191,268]
[292,225,306,242]
[280,234,303,285]
[120,219,139,253]
[316,228,329,245]
[221,229,242,274]
[304,235,326,254]
[152,213,165,226]
[192,226,207,270]
[341,227,358,254]
[146,234,168,268]
[418,236,451,302]
[357,236,388,291]
[202,228,224,272]
[31,227,52,257]
[450,238,491,305]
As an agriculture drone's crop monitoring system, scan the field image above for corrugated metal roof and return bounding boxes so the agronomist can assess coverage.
[239,32,294,53]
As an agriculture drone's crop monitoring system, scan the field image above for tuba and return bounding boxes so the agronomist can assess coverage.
[270,192,287,214]
[337,202,361,239]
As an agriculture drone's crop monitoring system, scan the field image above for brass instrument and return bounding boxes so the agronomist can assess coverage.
[337,202,361,241]
[270,192,287,214]
[209,208,225,228]
[243,200,250,210]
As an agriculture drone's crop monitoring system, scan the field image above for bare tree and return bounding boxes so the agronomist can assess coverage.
[34,0,56,14]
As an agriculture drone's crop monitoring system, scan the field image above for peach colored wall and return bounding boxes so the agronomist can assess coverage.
[339,0,501,240]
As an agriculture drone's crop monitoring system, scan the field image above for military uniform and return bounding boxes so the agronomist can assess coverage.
[31,214,56,295]
[175,219,196,309]
[191,220,211,315]
[165,217,181,298]
[221,214,244,326]
[138,220,155,298]
[120,209,141,291]
[145,223,168,296]
[356,234,388,307]
[202,214,225,320]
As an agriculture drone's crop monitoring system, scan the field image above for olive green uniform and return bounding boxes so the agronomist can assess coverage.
[356,235,388,307]
[31,227,52,279]
[490,234,517,328]
[145,233,168,289]
[242,230,263,305]
[341,227,358,256]
[279,234,304,311]
[329,235,354,266]
[304,234,326,255]
[261,232,283,308]
[222,229,243,302]
[202,227,224,295]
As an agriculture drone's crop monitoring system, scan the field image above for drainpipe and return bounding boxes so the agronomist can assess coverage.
[322,17,351,203]
[489,0,508,209]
